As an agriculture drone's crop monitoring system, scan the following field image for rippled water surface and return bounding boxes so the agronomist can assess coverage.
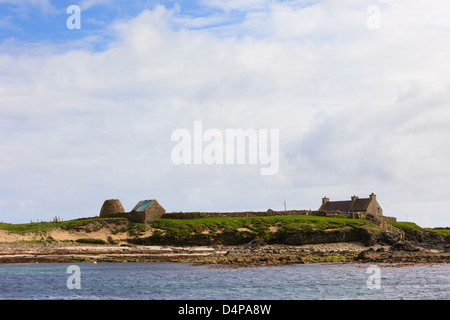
[0,263,448,300]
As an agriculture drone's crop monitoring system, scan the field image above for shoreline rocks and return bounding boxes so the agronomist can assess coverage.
[0,241,448,267]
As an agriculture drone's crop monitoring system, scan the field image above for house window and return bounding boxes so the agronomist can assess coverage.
[377,208,380,214]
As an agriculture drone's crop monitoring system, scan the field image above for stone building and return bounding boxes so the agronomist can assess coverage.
[319,193,383,217]
[99,199,125,217]
[129,199,166,222]
[99,199,165,223]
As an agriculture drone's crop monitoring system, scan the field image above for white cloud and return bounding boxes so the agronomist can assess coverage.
[0,0,56,14]
[199,0,269,12]
[0,1,450,226]
[79,0,114,10]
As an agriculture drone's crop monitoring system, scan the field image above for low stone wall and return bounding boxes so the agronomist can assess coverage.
[162,210,318,219]
[101,208,397,224]
[383,216,397,223]
[103,211,146,223]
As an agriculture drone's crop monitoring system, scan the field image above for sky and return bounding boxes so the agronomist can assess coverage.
[1,0,449,227]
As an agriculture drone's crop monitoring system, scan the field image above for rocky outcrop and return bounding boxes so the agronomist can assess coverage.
[363,230,405,246]
[402,228,447,249]
[356,247,449,264]
[271,227,373,245]
[129,226,398,247]
[1,240,448,266]
[129,230,255,246]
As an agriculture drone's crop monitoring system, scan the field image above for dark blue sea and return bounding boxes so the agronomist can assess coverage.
[0,262,448,300]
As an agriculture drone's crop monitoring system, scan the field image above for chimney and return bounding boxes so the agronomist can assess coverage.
[369,193,376,200]
[322,197,329,205]
[351,195,359,202]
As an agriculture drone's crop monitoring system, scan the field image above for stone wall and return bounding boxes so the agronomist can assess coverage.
[162,210,318,219]
[98,198,397,224]
[102,211,146,223]
[383,216,397,223]
[103,206,166,223]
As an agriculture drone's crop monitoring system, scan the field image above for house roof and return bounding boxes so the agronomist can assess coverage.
[321,198,371,212]
[132,200,154,212]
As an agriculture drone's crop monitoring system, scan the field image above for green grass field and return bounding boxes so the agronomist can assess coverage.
[0,215,372,235]
[148,214,375,236]
[0,215,446,239]
[0,217,129,235]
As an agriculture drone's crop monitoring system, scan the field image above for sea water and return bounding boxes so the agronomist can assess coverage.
[0,263,448,300]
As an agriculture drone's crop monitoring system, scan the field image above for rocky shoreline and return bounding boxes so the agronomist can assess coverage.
[0,240,448,267]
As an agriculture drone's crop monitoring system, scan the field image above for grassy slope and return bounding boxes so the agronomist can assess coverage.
[391,221,423,231]
[0,215,376,236]
[149,215,377,235]
[0,215,372,233]
[429,229,450,237]
[0,218,131,235]
[391,221,450,237]
[140,215,387,246]
[1,215,446,243]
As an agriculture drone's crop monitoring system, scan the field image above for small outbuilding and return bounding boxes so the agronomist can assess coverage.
[130,199,166,222]
[99,199,125,218]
